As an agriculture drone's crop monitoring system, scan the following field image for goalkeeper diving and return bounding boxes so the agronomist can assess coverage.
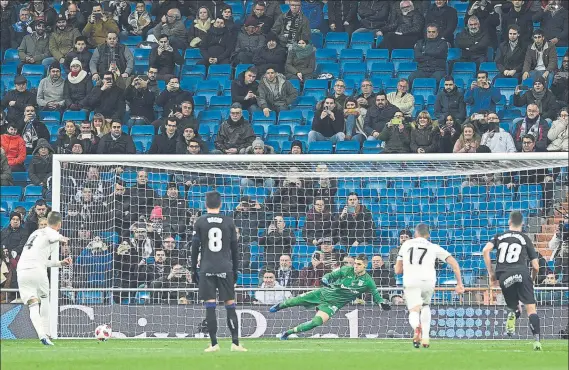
[269,254,391,339]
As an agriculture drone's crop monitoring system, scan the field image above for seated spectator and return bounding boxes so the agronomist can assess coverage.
[82,72,126,122]
[337,193,375,247]
[299,250,326,287]
[76,121,99,154]
[495,24,527,81]
[152,262,194,304]
[10,7,33,49]
[408,24,448,86]
[410,111,440,153]
[148,117,179,154]
[176,126,208,154]
[89,31,134,81]
[285,38,316,81]
[434,76,466,123]
[232,17,266,65]
[271,0,310,48]
[188,6,212,48]
[464,71,502,112]
[155,76,193,121]
[258,68,298,115]
[465,0,500,49]
[363,92,400,141]
[91,113,111,138]
[259,215,296,267]
[18,19,53,70]
[243,137,275,155]
[0,148,14,186]
[308,96,346,145]
[16,105,49,154]
[253,32,287,75]
[213,103,255,154]
[370,255,395,299]
[304,197,337,247]
[268,172,310,216]
[248,1,274,35]
[24,200,50,235]
[551,52,568,103]
[220,4,237,32]
[173,99,198,132]
[377,111,411,153]
[513,76,559,120]
[63,58,92,111]
[233,195,268,244]
[533,0,568,47]
[353,1,390,35]
[97,121,136,154]
[28,1,58,32]
[287,140,303,154]
[276,255,299,288]
[125,1,152,39]
[0,123,26,172]
[1,76,37,124]
[64,36,92,72]
[512,104,550,151]
[344,97,368,143]
[453,123,481,153]
[378,1,424,51]
[547,107,568,152]
[386,79,415,121]
[65,2,86,33]
[480,112,517,152]
[254,270,292,304]
[500,0,535,43]
[139,248,171,287]
[232,66,260,114]
[37,62,65,112]
[356,80,377,109]
[424,0,458,46]
[455,15,490,66]
[0,212,27,259]
[318,237,343,272]
[198,17,235,66]
[326,1,357,34]
[54,121,79,154]
[149,34,183,81]
[28,138,53,189]
[124,75,156,126]
[82,4,119,48]
[522,28,558,83]
[388,229,412,269]
[312,164,338,204]
[49,14,81,65]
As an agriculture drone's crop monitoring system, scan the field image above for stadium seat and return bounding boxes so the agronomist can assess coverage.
[447,48,461,64]
[123,35,142,48]
[266,125,291,140]
[207,64,232,79]
[0,64,17,76]
[3,49,20,64]
[234,63,253,78]
[130,125,154,136]
[39,111,61,124]
[480,62,499,81]
[196,80,220,102]
[133,136,153,153]
[252,125,265,139]
[350,32,374,55]
[315,62,340,78]
[184,48,202,64]
[325,32,349,55]
[209,96,232,110]
[342,63,367,80]
[390,49,414,69]
[252,110,277,128]
[1,186,22,201]
[397,62,418,80]
[292,96,317,109]
[339,49,364,67]
[365,49,390,70]
[315,48,337,63]
[493,77,518,102]
[452,62,476,86]
[308,141,333,154]
[412,78,437,101]
[181,64,206,78]
[21,64,45,76]
[335,140,360,154]
[198,110,223,125]
[369,62,394,78]
[361,140,384,154]
[278,110,304,127]
[62,110,87,123]
[23,185,43,201]
[311,32,324,49]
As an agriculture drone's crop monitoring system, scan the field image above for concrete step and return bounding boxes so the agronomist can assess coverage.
[538,248,553,259]
[541,224,556,234]
[535,233,552,243]
[536,241,550,250]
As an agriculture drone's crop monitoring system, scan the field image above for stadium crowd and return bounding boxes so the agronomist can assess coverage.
[0,0,568,305]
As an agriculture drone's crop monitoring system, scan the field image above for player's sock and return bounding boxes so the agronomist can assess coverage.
[29,302,46,339]
[225,303,239,346]
[420,305,431,341]
[286,316,323,335]
[528,313,541,342]
[40,297,51,338]
[409,311,420,330]
[205,302,218,346]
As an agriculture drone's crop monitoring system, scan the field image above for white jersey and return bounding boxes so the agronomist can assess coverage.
[17,227,62,272]
[397,237,451,287]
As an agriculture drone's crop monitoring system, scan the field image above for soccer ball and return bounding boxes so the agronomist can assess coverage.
[95,324,112,341]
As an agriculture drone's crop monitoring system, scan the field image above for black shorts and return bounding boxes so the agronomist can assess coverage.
[198,272,235,302]
[497,271,536,308]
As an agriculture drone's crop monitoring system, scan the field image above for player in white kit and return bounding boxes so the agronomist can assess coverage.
[17,211,72,346]
[394,224,465,348]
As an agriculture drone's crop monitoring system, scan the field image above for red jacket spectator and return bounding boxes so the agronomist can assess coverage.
[0,125,26,171]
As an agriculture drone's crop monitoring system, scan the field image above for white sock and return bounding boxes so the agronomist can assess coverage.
[409,311,420,330]
[29,302,46,339]
[420,305,432,340]
[40,299,51,337]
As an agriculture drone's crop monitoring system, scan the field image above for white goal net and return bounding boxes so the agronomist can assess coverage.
[51,153,569,340]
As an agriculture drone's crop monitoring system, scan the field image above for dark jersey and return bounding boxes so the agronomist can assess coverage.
[191,213,239,274]
[491,230,538,275]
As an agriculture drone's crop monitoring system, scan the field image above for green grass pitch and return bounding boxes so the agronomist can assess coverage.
[1,339,568,370]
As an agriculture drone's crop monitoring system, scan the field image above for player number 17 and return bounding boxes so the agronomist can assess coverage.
[408,247,427,265]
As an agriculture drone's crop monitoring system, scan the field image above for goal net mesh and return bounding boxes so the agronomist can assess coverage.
[53,155,569,340]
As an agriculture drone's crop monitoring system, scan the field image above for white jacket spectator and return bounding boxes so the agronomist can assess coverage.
[480,128,517,153]
[547,110,568,152]
[386,79,415,120]
[254,271,292,304]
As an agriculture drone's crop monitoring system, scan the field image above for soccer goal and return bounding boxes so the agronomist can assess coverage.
[49,153,569,340]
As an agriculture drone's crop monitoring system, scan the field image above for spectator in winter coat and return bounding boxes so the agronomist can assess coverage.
[76,121,99,154]
[377,112,411,153]
[304,198,337,246]
[1,212,27,258]
[0,123,26,172]
[125,1,152,39]
[18,20,53,69]
[10,7,33,49]
[49,14,82,65]
[54,121,79,154]
[353,1,390,35]
[328,0,358,35]
[363,92,400,140]
[299,251,326,287]
[65,2,86,32]
[285,38,316,81]
[64,36,92,72]
[82,4,119,47]
[63,58,93,110]
[214,104,256,154]
[453,123,481,153]
[551,53,568,103]
[188,6,212,48]
[0,147,13,186]
[533,0,568,47]
[232,67,260,113]
[434,76,466,123]
[248,1,273,35]
[386,79,415,121]
[82,72,126,122]
[232,196,268,244]
[378,1,424,51]
[495,24,527,81]
[259,215,296,267]
[465,0,500,49]
[500,0,536,43]
[308,96,346,145]
[176,127,208,154]
[408,24,449,86]
[154,76,193,120]
[480,112,517,153]
[198,17,236,66]
[28,1,58,32]
[232,17,266,65]
[424,0,458,46]
[522,28,558,82]
[258,68,298,115]
[97,121,136,154]
[28,138,53,187]
[337,193,375,247]
[124,75,156,125]
[37,62,65,112]
[455,15,491,66]
[344,97,368,143]
[89,31,134,80]
[149,34,183,80]
[253,32,287,75]
[24,200,50,236]
[271,0,311,48]
[355,80,377,109]
[15,105,50,154]
[196,1,230,19]
[301,0,324,32]
[438,114,462,153]
[464,71,502,112]
[547,107,568,152]
[410,111,440,153]
[512,104,550,152]
[513,76,560,120]
[1,75,37,124]
[148,117,179,154]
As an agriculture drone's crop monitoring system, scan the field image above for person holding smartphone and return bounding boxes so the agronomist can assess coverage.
[337,193,375,247]
[464,71,502,112]
[513,75,559,120]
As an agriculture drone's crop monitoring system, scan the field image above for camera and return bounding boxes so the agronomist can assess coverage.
[94,13,102,20]
[517,85,529,91]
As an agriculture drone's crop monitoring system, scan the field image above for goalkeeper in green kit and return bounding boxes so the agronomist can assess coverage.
[269,254,391,339]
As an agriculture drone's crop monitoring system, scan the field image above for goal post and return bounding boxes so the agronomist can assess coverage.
[50,153,569,339]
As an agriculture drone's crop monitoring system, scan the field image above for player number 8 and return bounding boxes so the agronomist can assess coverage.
[208,227,223,252]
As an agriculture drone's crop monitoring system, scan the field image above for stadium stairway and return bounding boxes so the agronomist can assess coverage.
[536,195,569,258]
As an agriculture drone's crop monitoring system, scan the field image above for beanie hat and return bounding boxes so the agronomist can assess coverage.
[534,75,546,87]
[70,58,82,69]
[266,32,278,43]
[150,206,164,220]
[252,138,265,149]
[291,140,303,152]
[49,61,61,72]
[9,212,22,223]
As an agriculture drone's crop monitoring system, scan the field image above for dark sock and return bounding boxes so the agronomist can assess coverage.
[529,313,541,341]
[226,303,239,346]
[205,302,218,346]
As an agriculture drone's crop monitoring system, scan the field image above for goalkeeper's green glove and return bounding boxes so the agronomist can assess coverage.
[321,277,330,287]
[380,301,392,311]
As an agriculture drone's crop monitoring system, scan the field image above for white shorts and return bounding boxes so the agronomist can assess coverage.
[17,268,49,304]
[403,282,434,310]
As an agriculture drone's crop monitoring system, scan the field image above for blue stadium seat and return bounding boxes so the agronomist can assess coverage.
[316,62,340,78]
[184,48,202,64]
[412,78,437,101]
[480,62,499,81]
[335,140,360,154]
[397,62,418,80]
[350,32,374,55]
[1,186,22,201]
[281,140,306,153]
[303,79,329,93]
[209,96,232,110]
[390,49,414,69]
[369,62,394,78]
[238,273,259,287]
[39,111,61,124]
[130,126,154,136]
[252,125,265,139]
[62,110,87,123]
[278,110,304,127]
[234,63,253,78]
[342,63,367,80]
[252,110,277,128]
[361,140,384,154]
[315,48,337,63]
[21,64,45,76]
[208,64,232,79]
[198,110,223,125]
[339,49,364,66]
[3,49,20,64]
[308,141,333,154]
[452,61,477,86]
[0,64,17,76]
[243,186,270,202]
[447,48,461,63]
[266,125,291,140]
[124,35,142,48]
[325,32,349,55]
[133,136,153,153]
[23,185,43,201]
[181,64,206,78]
[311,32,324,49]
[365,49,390,70]
[293,126,311,140]
[493,77,518,102]
[292,96,317,109]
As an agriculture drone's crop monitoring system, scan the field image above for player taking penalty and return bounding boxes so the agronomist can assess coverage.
[483,211,542,351]
[191,191,246,353]
[269,254,391,339]
[395,224,465,349]
[17,211,72,346]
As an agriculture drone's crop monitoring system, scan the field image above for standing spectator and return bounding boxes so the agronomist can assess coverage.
[512,104,550,152]
[125,1,152,39]
[353,1,390,35]
[465,0,500,49]
[328,0,358,34]
[232,17,266,65]
[495,24,527,81]
[301,0,324,33]
[271,0,310,48]
[408,24,449,86]
[438,114,461,153]
[308,96,346,145]
[198,17,235,66]
[253,31,287,75]
[232,67,260,114]
[188,6,212,48]
[258,68,298,115]
[155,76,193,120]
[53,121,78,154]
[63,58,93,111]
[453,123,481,153]
[410,111,440,153]
[89,31,134,81]
[262,1,283,22]
[65,2,86,32]
[64,36,92,72]
[213,103,256,154]
[160,183,189,237]
[276,255,299,288]
[82,4,119,48]
[434,76,466,123]
[10,7,33,49]
[363,92,400,141]
[304,198,337,247]
[24,200,50,235]
[18,19,53,70]
[337,192,375,247]
[370,255,395,297]
[28,1,58,32]
[386,79,415,121]
[233,196,268,244]
[37,62,66,112]
[259,215,296,268]
[285,38,316,81]
[28,138,53,192]
[0,123,26,172]
[378,1,425,51]
[0,148,14,186]
[522,28,558,83]
[49,14,81,65]
[253,270,292,304]
[97,121,136,154]
[455,15,491,67]
[1,76,37,124]
[124,75,156,126]
[16,105,49,154]
[534,0,568,47]
[547,108,568,152]
[268,172,311,216]
[82,72,126,122]
[149,34,183,81]
[424,0,458,46]
[0,212,27,259]
[500,0,536,43]
[513,75,560,120]
[248,1,273,35]
[148,117,179,154]
[464,71,502,112]
[125,171,156,227]
[480,113,517,153]
[299,251,326,287]
[551,52,568,103]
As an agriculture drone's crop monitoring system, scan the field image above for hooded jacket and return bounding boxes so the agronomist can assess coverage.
[214,117,256,152]
[424,3,458,45]
[357,1,390,30]
[28,138,53,185]
[410,120,440,153]
[414,37,448,73]
[231,71,260,110]
[0,133,26,167]
[434,86,466,123]
[258,73,298,110]
[523,41,558,74]
[1,88,37,123]
[37,76,65,108]
[49,26,82,61]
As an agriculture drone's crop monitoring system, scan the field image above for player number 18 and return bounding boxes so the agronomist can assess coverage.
[208,227,223,252]
[497,242,521,263]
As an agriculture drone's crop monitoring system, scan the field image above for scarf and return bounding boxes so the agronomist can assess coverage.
[68,70,87,84]
[128,10,150,32]
[532,88,546,112]
[277,269,292,287]
[23,121,38,149]
[520,115,540,138]
[283,11,301,46]
[194,18,212,33]
[291,44,314,60]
